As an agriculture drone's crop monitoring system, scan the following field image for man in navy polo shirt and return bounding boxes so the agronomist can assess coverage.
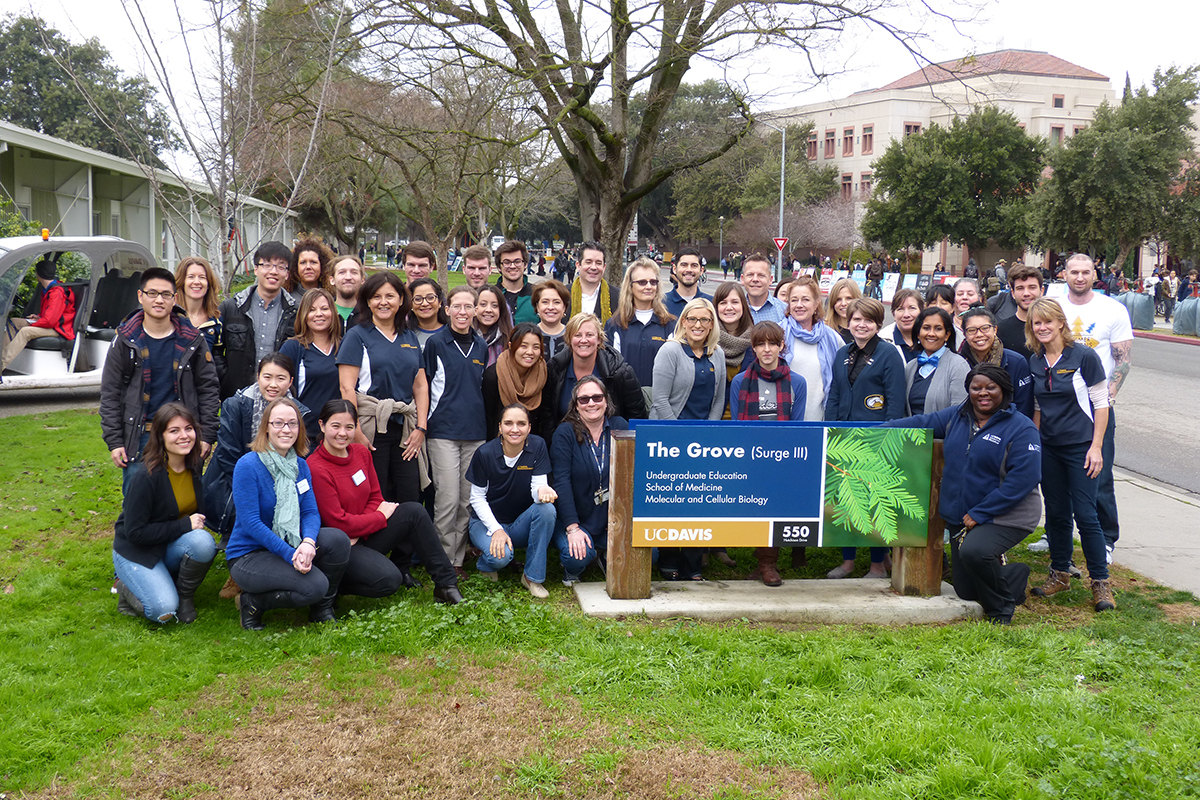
[664,247,711,318]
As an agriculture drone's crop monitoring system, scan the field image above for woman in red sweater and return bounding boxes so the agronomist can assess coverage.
[306,399,463,605]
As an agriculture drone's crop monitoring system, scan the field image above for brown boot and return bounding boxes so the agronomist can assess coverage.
[1091,579,1116,612]
[1031,568,1072,597]
[753,548,782,587]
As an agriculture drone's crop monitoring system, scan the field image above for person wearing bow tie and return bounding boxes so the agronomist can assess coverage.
[903,307,969,416]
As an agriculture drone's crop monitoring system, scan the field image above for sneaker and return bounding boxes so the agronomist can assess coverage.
[1106,545,1114,565]
[562,574,581,588]
[521,574,549,599]
[1067,562,1083,579]
[1027,535,1050,553]
[826,563,855,579]
[1031,568,1072,597]
[1091,578,1116,612]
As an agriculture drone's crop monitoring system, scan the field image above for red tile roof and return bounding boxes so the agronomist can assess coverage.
[864,50,1108,93]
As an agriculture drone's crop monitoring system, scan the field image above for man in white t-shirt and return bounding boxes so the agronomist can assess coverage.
[1056,253,1133,562]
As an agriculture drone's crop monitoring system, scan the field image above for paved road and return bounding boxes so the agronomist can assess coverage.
[0,385,100,418]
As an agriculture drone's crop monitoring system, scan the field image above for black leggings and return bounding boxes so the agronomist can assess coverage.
[340,502,458,597]
[373,423,421,505]
[229,527,350,608]
[951,522,1030,621]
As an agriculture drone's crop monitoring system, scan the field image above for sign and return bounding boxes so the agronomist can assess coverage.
[818,268,835,295]
[881,273,902,302]
[627,212,639,246]
[773,237,789,252]
[914,273,932,295]
[630,422,932,548]
[852,269,867,291]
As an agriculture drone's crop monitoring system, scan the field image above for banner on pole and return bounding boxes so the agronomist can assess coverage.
[630,422,932,548]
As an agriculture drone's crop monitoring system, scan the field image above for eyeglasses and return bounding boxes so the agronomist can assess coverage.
[142,289,176,300]
[257,262,288,274]
[412,295,439,306]
[499,259,525,267]
[268,420,300,430]
[632,279,659,287]
[448,304,475,313]
[576,394,606,406]
[683,316,713,326]
[964,325,995,336]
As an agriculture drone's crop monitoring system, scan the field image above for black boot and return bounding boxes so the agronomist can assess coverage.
[397,568,423,589]
[238,590,291,631]
[173,554,213,624]
[433,584,464,605]
[309,549,348,625]
[115,579,143,619]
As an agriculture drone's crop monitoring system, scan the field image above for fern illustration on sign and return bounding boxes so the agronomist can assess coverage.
[824,427,930,546]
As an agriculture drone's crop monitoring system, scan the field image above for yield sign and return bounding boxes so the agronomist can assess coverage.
[773,237,789,251]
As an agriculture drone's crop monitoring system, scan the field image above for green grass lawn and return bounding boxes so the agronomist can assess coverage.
[2,409,1199,799]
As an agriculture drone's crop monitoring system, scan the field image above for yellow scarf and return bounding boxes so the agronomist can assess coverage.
[571,278,612,323]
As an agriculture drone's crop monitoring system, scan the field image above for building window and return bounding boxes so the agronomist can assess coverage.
[861,125,874,155]
[1053,94,1065,109]
[842,127,854,156]
[1050,126,1064,147]
[860,172,872,197]
[1074,125,1086,136]
[824,129,836,159]
[807,132,818,161]
[904,122,922,137]
[841,173,853,200]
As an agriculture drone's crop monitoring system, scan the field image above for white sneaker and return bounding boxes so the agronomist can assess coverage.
[1027,535,1050,552]
[562,575,581,588]
[521,574,549,599]
[1106,545,1114,565]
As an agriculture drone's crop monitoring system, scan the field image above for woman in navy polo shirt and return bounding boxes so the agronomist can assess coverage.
[1025,298,1114,612]
[466,404,558,598]
[425,286,489,577]
[605,257,676,391]
[280,289,342,443]
[337,271,428,506]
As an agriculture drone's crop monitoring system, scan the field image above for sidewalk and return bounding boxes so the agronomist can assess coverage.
[1133,319,1200,346]
[1112,468,1200,596]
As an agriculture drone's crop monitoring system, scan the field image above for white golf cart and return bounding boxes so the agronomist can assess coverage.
[0,235,156,390]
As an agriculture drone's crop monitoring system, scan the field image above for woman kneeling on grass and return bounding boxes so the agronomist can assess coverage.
[884,363,1040,624]
[112,402,216,624]
[306,400,463,605]
[467,403,558,598]
[226,398,351,630]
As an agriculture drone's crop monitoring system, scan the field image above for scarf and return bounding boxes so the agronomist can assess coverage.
[737,361,794,420]
[717,327,751,365]
[243,384,269,434]
[918,345,948,379]
[783,317,839,394]
[258,448,302,548]
[571,277,612,322]
[846,336,880,386]
[495,349,546,410]
[962,336,1004,368]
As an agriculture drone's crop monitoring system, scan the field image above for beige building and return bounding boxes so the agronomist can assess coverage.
[764,50,1118,272]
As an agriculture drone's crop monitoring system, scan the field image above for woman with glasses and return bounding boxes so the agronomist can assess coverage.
[424,287,489,578]
[551,376,629,585]
[649,298,726,581]
[957,306,1033,418]
[543,313,646,440]
[605,257,676,390]
[406,278,448,352]
[227,398,351,629]
[280,289,342,443]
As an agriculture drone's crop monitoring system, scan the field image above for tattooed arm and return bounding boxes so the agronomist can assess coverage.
[1108,340,1131,402]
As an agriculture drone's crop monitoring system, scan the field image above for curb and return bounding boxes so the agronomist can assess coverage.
[1134,330,1200,346]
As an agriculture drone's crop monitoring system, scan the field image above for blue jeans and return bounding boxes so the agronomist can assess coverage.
[112,529,217,622]
[842,547,888,564]
[1096,408,1119,549]
[120,431,151,496]
[469,503,556,584]
[553,523,606,580]
[1042,441,1108,581]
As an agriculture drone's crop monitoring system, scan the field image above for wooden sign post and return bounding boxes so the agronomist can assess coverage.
[891,440,945,597]
[606,430,651,599]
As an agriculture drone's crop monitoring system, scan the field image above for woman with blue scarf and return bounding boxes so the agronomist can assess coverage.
[903,307,969,416]
[780,277,843,420]
[226,397,350,630]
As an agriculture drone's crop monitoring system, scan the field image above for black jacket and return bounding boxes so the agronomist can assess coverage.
[214,285,298,399]
[542,345,646,440]
[99,309,220,456]
[113,463,205,568]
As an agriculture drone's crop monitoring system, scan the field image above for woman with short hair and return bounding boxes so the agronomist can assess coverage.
[605,257,676,389]
[306,399,463,605]
[227,398,351,629]
[531,279,570,360]
[113,403,216,624]
[885,363,1040,623]
[1026,298,1114,612]
[904,307,969,416]
[174,256,222,354]
[280,289,342,443]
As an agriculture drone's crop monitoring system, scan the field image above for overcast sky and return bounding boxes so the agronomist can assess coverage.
[24,0,1199,116]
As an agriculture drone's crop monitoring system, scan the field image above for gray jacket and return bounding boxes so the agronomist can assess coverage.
[650,340,726,420]
[904,351,969,415]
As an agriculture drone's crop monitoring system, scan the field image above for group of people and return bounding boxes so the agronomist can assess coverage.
[95,232,1132,630]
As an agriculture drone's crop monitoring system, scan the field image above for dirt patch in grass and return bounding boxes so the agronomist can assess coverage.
[35,656,819,800]
[1159,603,1200,624]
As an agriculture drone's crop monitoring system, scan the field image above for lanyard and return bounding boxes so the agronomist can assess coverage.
[588,433,608,486]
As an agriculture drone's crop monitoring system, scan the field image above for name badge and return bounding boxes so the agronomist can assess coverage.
[296,479,310,494]
[594,487,610,505]
[352,470,367,486]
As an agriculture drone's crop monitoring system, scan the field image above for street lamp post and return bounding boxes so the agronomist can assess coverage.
[759,120,787,282]
[719,215,725,267]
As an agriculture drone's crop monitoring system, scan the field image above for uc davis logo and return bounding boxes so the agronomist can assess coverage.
[864,394,884,411]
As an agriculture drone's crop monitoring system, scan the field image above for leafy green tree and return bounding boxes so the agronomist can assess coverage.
[1029,67,1199,271]
[1163,165,1200,262]
[0,15,177,164]
[862,106,1045,254]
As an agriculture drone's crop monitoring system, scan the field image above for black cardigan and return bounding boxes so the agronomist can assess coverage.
[113,463,205,568]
